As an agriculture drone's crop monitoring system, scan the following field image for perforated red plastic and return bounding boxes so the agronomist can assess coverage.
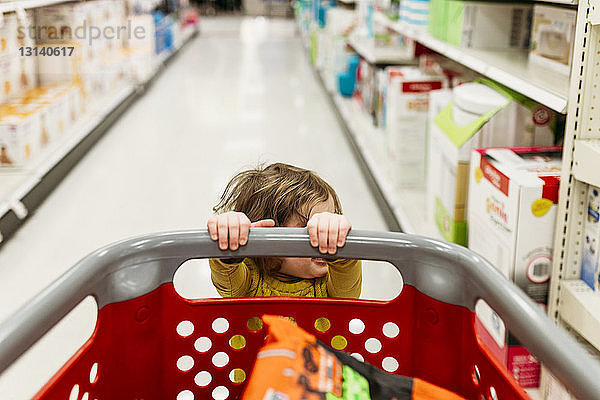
[34,283,529,400]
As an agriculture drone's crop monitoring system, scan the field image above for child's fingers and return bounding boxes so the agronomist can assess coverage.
[307,215,319,247]
[239,215,251,246]
[328,217,339,255]
[317,215,329,254]
[207,217,218,241]
[251,219,276,228]
[338,218,352,247]
[228,213,241,250]
[217,214,230,250]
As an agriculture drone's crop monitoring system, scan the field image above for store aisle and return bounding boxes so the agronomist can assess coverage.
[0,17,398,399]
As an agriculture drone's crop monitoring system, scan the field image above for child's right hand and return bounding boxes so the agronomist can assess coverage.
[207,211,275,251]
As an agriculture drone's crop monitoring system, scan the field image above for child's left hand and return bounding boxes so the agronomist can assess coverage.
[307,212,352,255]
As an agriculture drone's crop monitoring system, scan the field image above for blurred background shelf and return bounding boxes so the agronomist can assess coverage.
[558,280,600,351]
[374,11,569,113]
[573,139,600,187]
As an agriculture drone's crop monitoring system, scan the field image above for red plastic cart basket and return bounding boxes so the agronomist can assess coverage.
[1,229,599,400]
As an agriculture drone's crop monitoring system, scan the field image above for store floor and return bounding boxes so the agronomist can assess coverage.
[0,17,400,398]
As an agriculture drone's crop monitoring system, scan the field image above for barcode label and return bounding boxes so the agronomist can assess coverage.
[533,262,550,277]
[510,9,524,48]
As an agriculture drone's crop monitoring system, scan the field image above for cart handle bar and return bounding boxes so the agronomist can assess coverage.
[0,229,599,399]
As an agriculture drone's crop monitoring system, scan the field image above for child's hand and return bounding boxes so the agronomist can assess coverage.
[307,212,352,255]
[207,211,275,251]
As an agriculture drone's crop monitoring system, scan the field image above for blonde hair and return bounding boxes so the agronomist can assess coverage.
[214,163,342,272]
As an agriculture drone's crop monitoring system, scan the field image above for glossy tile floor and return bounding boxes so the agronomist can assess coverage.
[0,17,402,399]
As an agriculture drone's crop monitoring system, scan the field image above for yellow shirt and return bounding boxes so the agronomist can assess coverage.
[209,258,362,299]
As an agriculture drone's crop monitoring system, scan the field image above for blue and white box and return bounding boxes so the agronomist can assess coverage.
[581,185,600,291]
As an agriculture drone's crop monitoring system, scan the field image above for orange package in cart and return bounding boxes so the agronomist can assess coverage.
[242,315,467,400]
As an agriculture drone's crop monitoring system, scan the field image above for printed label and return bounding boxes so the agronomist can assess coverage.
[531,198,553,217]
[481,157,510,196]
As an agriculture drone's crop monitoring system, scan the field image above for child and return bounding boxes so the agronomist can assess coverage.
[207,163,361,298]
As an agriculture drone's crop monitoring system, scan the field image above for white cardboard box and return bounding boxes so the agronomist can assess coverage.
[530,5,577,76]
[581,185,600,291]
[0,107,42,166]
[385,66,447,188]
[468,147,562,302]
[0,13,18,56]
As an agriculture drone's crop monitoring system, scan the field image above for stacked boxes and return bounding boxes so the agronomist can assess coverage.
[581,185,600,291]
[426,80,562,245]
[468,147,562,388]
[429,0,532,49]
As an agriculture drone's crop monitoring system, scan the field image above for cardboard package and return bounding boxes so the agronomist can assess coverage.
[36,43,82,86]
[429,0,532,49]
[581,185,600,291]
[385,66,447,188]
[426,80,562,245]
[530,5,577,76]
[0,14,18,56]
[0,106,42,166]
[468,147,562,302]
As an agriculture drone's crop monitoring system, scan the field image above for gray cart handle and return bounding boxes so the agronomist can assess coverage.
[0,229,599,399]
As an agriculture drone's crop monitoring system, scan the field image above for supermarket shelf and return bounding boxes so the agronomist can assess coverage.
[0,85,136,242]
[315,62,441,236]
[573,139,600,188]
[347,36,417,65]
[374,11,570,114]
[0,25,198,247]
[0,0,69,13]
[558,280,600,350]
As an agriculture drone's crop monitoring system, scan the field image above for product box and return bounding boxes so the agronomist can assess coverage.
[442,1,532,49]
[0,54,19,103]
[426,80,562,245]
[35,43,83,86]
[581,185,600,291]
[35,3,88,43]
[530,5,577,76]
[425,88,453,222]
[475,300,545,388]
[0,13,18,56]
[399,0,429,29]
[125,15,156,53]
[9,93,58,145]
[385,66,447,188]
[0,107,42,166]
[468,147,562,302]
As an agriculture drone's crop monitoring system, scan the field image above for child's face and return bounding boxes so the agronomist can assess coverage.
[278,197,336,279]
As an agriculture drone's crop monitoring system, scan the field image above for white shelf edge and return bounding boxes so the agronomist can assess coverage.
[558,280,600,351]
[0,85,135,220]
[347,36,416,65]
[573,139,600,188]
[373,11,568,114]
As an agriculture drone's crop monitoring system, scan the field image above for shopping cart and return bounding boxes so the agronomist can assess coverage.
[0,229,599,400]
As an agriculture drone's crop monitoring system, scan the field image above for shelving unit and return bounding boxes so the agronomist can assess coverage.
[374,12,570,114]
[558,280,600,350]
[347,36,416,65]
[313,65,440,235]
[0,24,198,246]
[572,139,600,187]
